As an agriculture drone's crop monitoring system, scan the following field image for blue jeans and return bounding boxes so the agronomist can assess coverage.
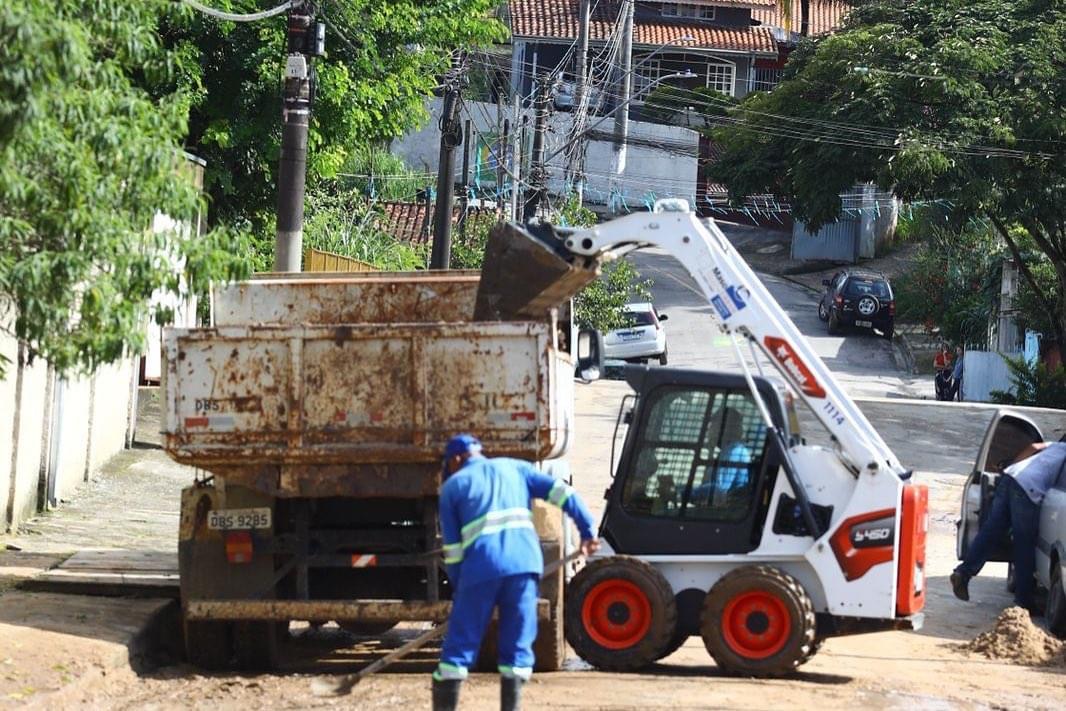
[435,573,539,681]
[956,476,1040,607]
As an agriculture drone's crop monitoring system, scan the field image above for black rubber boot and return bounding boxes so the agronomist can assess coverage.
[432,679,462,711]
[500,676,525,711]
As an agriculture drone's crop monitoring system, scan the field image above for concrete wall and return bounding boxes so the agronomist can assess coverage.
[0,320,135,532]
[392,98,699,214]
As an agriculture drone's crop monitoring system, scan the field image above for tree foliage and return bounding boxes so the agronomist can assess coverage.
[162,0,506,232]
[991,357,1066,410]
[710,0,1066,341]
[0,0,248,377]
[893,221,1003,344]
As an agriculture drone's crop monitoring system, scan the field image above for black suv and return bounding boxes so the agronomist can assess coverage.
[817,269,895,339]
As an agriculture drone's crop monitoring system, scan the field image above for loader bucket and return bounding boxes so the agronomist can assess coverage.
[474,221,601,321]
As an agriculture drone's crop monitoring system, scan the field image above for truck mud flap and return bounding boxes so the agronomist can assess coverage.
[184,598,551,622]
[475,221,600,321]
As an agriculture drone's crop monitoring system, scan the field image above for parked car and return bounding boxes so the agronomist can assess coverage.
[817,268,895,339]
[956,410,1066,637]
[602,302,669,365]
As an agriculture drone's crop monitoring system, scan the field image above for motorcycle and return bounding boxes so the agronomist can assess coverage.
[934,368,954,401]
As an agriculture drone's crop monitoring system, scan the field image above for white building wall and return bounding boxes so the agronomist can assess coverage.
[391,98,700,213]
[0,315,135,531]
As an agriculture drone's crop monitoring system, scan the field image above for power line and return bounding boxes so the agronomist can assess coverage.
[181,0,291,22]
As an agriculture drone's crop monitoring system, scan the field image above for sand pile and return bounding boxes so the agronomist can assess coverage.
[966,607,1066,666]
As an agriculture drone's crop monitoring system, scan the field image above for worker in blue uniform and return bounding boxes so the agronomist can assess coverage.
[432,433,599,711]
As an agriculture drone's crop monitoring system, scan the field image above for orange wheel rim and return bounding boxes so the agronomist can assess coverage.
[721,590,791,659]
[581,579,652,650]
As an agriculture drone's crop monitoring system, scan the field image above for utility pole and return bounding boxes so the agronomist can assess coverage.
[274,0,325,272]
[613,0,635,177]
[523,74,551,221]
[431,77,463,269]
[458,119,471,239]
[509,93,521,222]
[567,0,591,203]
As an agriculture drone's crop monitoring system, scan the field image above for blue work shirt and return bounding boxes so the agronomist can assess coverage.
[439,455,596,590]
[953,355,964,379]
[1005,442,1066,505]
[715,442,754,492]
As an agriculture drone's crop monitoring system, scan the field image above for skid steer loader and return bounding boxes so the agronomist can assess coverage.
[478,200,927,677]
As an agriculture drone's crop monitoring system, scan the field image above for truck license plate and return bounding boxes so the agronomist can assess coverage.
[856,320,872,328]
[207,507,272,530]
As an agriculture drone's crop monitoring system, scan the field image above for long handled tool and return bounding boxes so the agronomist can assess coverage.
[309,550,581,697]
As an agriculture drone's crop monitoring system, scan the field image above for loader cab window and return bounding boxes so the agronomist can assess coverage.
[621,387,767,522]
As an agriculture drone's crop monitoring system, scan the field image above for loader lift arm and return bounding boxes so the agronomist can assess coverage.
[556,201,908,485]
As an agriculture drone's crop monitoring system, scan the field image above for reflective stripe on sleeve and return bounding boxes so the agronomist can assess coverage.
[442,542,463,564]
[498,664,533,680]
[433,662,469,681]
[460,507,534,548]
[546,480,574,508]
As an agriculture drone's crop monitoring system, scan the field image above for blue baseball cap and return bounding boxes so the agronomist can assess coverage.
[444,433,482,459]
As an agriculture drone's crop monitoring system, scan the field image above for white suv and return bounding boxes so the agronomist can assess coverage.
[602,302,669,365]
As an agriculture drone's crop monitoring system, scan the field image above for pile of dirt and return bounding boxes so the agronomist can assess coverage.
[966,607,1066,666]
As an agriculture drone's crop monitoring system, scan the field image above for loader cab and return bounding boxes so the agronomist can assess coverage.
[956,410,1044,562]
[600,368,789,555]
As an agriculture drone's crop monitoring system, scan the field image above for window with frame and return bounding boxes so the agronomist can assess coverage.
[661,2,716,20]
[633,58,661,96]
[706,62,735,96]
[621,387,767,522]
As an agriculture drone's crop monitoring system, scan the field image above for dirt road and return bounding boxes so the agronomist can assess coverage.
[11,385,1065,710]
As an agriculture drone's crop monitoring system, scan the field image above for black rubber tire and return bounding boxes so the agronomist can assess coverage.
[233,621,280,671]
[655,627,689,661]
[1047,563,1066,638]
[827,311,841,336]
[658,349,669,366]
[338,621,398,636]
[183,619,233,670]
[564,557,677,671]
[700,565,817,677]
[882,325,894,340]
[817,301,828,322]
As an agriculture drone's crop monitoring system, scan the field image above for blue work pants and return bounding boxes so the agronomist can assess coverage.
[956,476,1040,607]
[435,573,539,681]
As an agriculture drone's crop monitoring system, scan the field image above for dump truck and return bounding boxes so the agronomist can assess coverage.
[164,261,600,670]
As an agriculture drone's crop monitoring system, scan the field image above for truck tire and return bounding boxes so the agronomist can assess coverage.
[700,565,816,677]
[233,621,280,671]
[183,618,232,670]
[564,557,677,671]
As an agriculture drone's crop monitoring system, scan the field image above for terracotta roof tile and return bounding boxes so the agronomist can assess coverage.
[510,1,777,54]
[751,0,850,36]
[375,201,495,245]
[377,200,434,244]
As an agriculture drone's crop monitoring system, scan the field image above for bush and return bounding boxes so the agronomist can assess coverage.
[990,357,1066,410]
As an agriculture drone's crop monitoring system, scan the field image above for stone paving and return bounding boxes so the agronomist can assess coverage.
[1,388,188,554]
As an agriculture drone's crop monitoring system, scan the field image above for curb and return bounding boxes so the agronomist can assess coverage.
[891,331,918,374]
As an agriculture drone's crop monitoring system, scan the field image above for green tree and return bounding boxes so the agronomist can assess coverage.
[163,0,506,233]
[0,0,248,377]
[708,0,1066,342]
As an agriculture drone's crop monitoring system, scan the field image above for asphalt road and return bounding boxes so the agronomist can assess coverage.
[629,246,930,400]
